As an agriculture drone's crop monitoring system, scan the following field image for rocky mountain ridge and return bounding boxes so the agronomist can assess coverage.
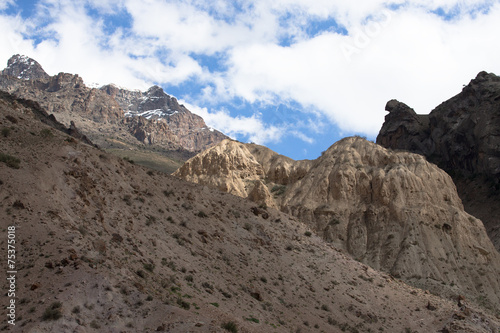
[377,71,500,251]
[174,136,500,314]
[0,54,227,157]
[4,89,499,332]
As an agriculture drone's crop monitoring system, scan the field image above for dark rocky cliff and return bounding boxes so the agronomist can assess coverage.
[377,71,500,250]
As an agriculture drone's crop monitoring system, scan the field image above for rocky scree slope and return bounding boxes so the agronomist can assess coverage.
[376,71,500,251]
[174,137,500,315]
[3,92,499,332]
[0,54,227,157]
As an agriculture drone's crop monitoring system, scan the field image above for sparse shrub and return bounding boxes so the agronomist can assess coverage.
[123,194,132,206]
[243,223,252,231]
[136,269,146,278]
[321,304,330,312]
[196,210,208,218]
[0,152,20,169]
[90,320,101,329]
[202,282,214,290]
[147,170,154,176]
[111,233,123,243]
[5,115,17,123]
[166,260,176,271]
[146,295,153,301]
[143,263,155,272]
[329,217,341,225]
[123,156,134,164]
[42,302,62,321]
[176,298,190,310]
[185,275,193,282]
[260,276,267,283]
[210,302,219,307]
[304,231,312,237]
[221,321,238,333]
[163,189,174,197]
[245,316,259,323]
[271,185,286,196]
[40,128,53,138]
[71,306,80,314]
[145,215,156,226]
[1,127,11,137]
[77,225,88,237]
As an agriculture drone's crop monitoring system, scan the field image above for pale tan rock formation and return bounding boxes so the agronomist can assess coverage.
[175,136,500,311]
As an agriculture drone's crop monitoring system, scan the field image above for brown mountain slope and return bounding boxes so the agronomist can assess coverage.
[174,138,500,315]
[2,91,499,332]
[376,71,500,251]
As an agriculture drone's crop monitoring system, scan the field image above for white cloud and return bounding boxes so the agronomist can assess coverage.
[181,101,286,145]
[214,2,500,135]
[1,0,500,144]
[0,0,13,10]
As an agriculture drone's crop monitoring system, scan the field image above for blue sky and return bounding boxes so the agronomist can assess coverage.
[1,0,500,160]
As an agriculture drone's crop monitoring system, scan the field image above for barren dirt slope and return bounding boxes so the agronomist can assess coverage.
[1,93,499,332]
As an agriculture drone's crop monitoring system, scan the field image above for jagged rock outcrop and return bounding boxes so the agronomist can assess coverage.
[174,139,267,199]
[0,59,123,123]
[1,54,50,81]
[101,84,228,152]
[175,136,500,312]
[377,71,500,251]
[173,139,313,208]
[0,55,227,154]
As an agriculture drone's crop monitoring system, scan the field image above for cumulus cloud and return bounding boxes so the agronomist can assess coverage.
[1,0,500,143]
[0,0,13,10]
[181,101,286,145]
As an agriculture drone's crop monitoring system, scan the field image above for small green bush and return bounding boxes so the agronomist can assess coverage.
[1,127,11,137]
[42,302,62,321]
[221,321,238,333]
[304,231,312,237]
[40,128,53,138]
[176,298,190,310]
[143,263,155,272]
[0,152,20,169]
[196,210,208,218]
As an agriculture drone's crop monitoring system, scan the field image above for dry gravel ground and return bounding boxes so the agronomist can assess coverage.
[1,94,499,332]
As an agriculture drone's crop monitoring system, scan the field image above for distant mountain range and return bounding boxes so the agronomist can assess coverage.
[0,54,228,172]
